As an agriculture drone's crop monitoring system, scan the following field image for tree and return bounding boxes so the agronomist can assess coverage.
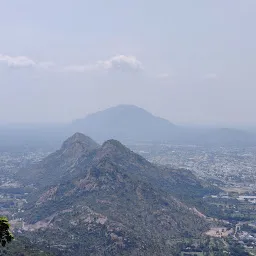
[0,217,14,247]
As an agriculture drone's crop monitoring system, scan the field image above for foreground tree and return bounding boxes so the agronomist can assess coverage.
[0,217,14,247]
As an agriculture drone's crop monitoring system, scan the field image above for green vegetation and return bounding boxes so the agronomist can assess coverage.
[0,217,14,247]
[2,236,54,256]
[199,196,256,222]
[172,236,250,256]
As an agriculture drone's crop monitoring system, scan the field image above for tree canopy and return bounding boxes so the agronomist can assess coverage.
[0,217,14,247]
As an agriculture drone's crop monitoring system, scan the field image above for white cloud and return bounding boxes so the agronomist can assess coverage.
[105,55,143,71]
[0,54,56,71]
[65,55,143,73]
[0,54,36,68]
[0,53,143,74]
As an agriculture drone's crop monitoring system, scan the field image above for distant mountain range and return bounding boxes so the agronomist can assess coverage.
[1,104,256,152]
[16,133,211,255]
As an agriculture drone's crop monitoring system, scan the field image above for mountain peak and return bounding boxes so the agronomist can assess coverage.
[110,104,149,112]
[17,133,100,187]
[95,139,150,170]
[61,132,99,151]
[100,104,164,119]
[102,139,126,148]
[101,139,129,153]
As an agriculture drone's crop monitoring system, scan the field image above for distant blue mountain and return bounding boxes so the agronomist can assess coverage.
[72,105,256,146]
[72,105,177,142]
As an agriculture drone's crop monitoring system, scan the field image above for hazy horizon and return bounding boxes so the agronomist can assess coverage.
[1,104,256,130]
[1,1,256,126]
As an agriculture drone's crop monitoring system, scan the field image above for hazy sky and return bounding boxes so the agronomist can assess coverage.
[0,0,256,125]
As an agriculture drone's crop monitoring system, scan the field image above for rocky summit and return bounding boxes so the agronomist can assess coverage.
[17,133,99,187]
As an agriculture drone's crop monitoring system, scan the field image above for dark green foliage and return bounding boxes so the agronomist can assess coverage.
[0,217,14,247]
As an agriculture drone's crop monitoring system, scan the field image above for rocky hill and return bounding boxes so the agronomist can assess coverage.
[16,133,210,255]
[17,133,216,199]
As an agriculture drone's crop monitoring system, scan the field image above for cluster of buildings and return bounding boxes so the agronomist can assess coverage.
[0,151,48,218]
[131,143,256,190]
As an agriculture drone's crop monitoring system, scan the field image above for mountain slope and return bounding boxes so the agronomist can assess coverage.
[17,134,209,255]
